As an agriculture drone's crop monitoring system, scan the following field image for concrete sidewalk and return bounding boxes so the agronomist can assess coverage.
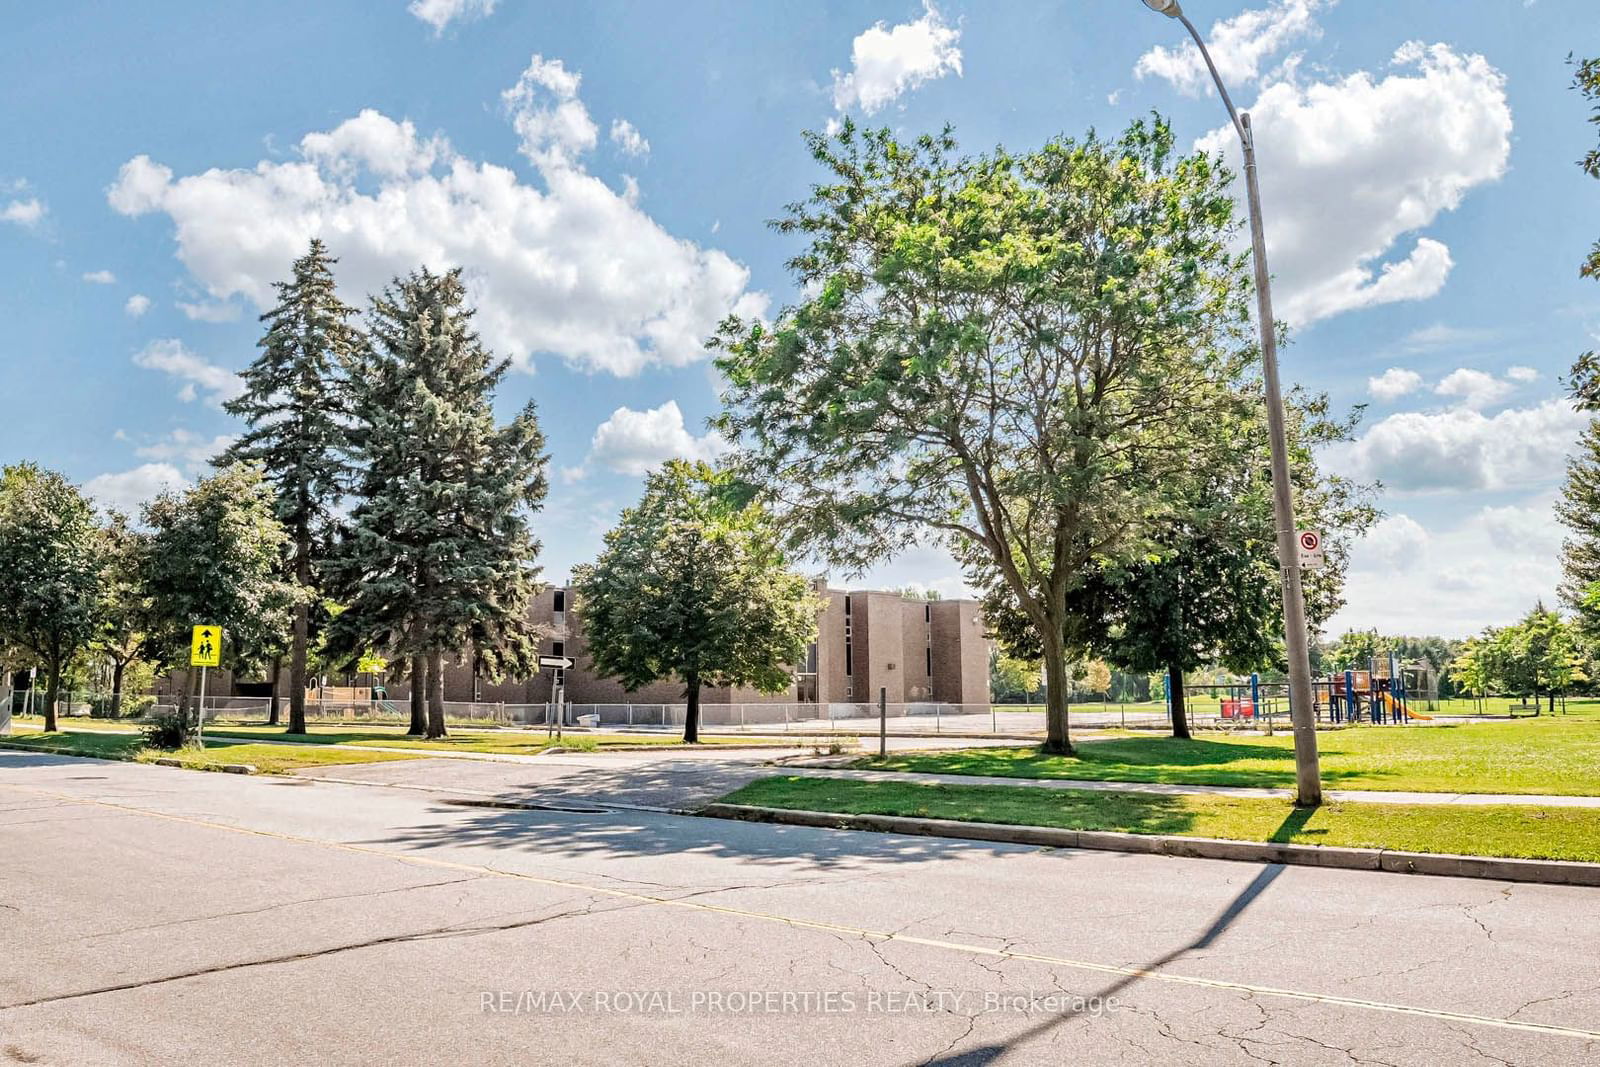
[777,763,1600,808]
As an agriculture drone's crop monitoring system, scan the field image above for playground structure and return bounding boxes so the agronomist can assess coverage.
[1167,652,1441,729]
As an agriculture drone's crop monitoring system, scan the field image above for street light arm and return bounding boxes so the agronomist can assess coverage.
[1176,12,1249,147]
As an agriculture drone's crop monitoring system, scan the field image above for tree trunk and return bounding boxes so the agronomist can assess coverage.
[426,651,447,739]
[1039,628,1073,755]
[1549,690,1557,715]
[110,660,127,718]
[288,557,310,734]
[409,654,428,735]
[1168,664,1191,740]
[683,672,701,744]
[43,659,61,732]
[268,655,283,726]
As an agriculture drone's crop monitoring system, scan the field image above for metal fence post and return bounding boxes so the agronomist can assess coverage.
[879,687,887,758]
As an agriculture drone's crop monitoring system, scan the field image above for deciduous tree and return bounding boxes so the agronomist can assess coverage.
[0,464,102,731]
[714,119,1261,754]
[573,461,820,743]
[142,464,295,737]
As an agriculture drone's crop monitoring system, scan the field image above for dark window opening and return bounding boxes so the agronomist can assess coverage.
[926,646,932,676]
[552,640,565,656]
[553,589,566,613]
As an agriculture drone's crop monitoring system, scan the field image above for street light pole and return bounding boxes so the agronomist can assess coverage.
[1140,0,1321,805]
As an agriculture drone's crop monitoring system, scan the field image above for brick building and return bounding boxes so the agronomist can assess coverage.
[190,584,990,711]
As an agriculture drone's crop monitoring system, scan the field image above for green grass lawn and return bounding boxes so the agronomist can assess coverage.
[722,776,1600,863]
[0,730,420,773]
[856,717,1600,796]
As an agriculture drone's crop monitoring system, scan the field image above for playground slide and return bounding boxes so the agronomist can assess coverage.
[1382,692,1432,721]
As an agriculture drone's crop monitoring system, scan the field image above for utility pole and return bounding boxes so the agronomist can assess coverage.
[1139,0,1321,804]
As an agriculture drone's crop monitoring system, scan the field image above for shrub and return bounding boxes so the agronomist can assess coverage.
[140,712,190,750]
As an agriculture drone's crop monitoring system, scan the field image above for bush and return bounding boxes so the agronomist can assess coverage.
[140,712,191,750]
[91,693,156,718]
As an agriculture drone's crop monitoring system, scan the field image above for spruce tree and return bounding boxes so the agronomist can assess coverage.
[331,267,548,739]
[220,239,361,734]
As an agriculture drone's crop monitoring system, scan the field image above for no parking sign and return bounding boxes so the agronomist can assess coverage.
[1297,530,1326,569]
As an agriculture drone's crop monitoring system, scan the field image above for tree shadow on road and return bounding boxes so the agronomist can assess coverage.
[367,802,1044,870]
[925,818,1301,1063]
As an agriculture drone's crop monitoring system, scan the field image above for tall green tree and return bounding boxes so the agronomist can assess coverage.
[0,464,103,731]
[1558,57,1600,598]
[330,267,548,739]
[142,464,295,737]
[714,119,1260,754]
[573,461,820,743]
[219,238,362,734]
[92,513,159,717]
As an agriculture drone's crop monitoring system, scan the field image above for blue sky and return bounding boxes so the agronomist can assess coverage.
[1,0,1596,638]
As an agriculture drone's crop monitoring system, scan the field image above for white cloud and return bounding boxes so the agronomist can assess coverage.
[177,298,242,323]
[1197,43,1511,325]
[1135,0,1330,96]
[1331,496,1562,637]
[107,61,765,377]
[408,0,496,34]
[82,464,188,516]
[580,400,729,477]
[1399,323,1500,353]
[503,55,597,165]
[1367,367,1422,402]
[1329,398,1587,493]
[609,119,649,158]
[133,428,237,473]
[1355,513,1430,569]
[82,269,117,284]
[131,339,242,407]
[124,294,151,317]
[1434,368,1513,411]
[1506,365,1539,383]
[1,197,45,227]
[300,109,446,177]
[831,1,962,114]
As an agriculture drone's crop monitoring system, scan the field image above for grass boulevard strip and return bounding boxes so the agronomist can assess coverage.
[3,776,1598,1047]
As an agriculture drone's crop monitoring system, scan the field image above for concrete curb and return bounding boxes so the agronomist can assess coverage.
[697,803,1600,888]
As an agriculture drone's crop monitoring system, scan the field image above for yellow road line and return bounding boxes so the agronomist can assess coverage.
[5,780,1597,1044]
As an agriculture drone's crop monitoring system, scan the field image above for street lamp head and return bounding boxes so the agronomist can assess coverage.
[1142,0,1183,16]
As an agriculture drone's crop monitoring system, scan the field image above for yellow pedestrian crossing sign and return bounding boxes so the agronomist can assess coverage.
[190,625,222,667]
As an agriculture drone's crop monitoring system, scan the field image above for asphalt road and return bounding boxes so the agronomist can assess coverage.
[3,750,1599,1066]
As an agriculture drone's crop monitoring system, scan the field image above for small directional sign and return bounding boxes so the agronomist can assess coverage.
[190,625,222,667]
[539,655,575,671]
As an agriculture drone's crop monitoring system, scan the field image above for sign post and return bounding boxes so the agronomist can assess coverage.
[190,625,221,741]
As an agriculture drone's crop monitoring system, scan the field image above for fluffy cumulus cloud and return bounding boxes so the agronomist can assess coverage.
[131,339,242,406]
[1135,0,1329,96]
[1195,41,1511,325]
[82,269,117,284]
[1328,398,1587,493]
[124,294,151,317]
[1332,498,1563,637]
[577,400,728,478]
[1433,368,1513,411]
[82,463,188,515]
[831,1,962,114]
[106,64,765,377]
[1366,367,1422,402]
[408,0,496,34]
[1,197,45,227]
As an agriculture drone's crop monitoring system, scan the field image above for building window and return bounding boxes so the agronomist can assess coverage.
[552,641,565,657]
[926,646,932,676]
[925,603,931,622]
[553,590,566,613]
[843,595,853,676]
